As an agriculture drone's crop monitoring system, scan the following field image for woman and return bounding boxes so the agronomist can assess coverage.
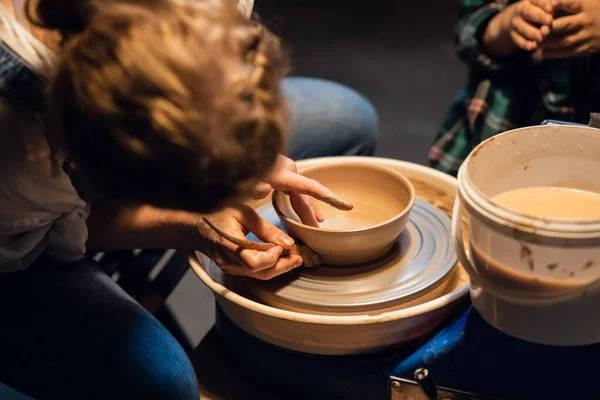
[430,0,600,176]
[0,0,353,398]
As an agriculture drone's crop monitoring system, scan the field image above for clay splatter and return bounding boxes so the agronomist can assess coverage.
[520,245,532,260]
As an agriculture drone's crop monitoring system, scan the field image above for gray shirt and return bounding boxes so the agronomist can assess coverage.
[0,5,90,272]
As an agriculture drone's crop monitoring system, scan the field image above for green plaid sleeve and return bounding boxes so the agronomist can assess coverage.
[456,0,534,78]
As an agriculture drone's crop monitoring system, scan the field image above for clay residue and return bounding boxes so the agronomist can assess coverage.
[520,244,535,271]
[584,260,594,270]
[520,244,532,260]
[472,245,583,291]
[410,178,453,216]
[547,263,558,271]
[471,136,495,162]
[319,193,354,211]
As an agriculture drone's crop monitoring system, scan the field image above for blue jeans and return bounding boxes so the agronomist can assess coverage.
[284,77,378,159]
[0,77,378,399]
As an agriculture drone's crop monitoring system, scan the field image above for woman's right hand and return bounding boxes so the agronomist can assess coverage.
[484,0,554,57]
[198,205,303,280]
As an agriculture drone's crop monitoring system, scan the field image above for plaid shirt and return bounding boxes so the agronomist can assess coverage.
[429,0,600,176]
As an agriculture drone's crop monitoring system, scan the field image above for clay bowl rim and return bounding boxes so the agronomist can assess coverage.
[272,162,416,234]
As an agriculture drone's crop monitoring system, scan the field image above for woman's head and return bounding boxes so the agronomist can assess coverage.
[29,0,289,213]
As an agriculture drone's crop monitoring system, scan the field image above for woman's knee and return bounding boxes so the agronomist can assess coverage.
[283,77,379,159]
[324,80,379,156]
[123,322,198,399]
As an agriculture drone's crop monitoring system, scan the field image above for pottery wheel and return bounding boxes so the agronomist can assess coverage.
[243,198,456,313]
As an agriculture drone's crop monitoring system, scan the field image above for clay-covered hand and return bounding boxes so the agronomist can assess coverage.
[252,155,353,227]
[484,0,554,57]
[540,0,600,58]
[199,205,303,280]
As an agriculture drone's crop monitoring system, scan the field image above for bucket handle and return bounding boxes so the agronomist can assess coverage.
[451,196,597,306]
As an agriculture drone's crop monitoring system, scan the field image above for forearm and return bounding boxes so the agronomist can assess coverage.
[86,200,202,253]
[482,4,518,58]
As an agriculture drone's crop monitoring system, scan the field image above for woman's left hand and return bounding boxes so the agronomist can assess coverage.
[540,0,600,58]
[252,155,353,227]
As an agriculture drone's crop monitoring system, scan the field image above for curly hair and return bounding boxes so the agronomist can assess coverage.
[28,0,289,213]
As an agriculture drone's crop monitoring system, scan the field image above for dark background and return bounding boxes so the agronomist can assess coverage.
[169,0,468,346]
[255,0,467,164]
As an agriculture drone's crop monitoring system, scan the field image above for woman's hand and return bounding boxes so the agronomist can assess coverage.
[199,205,304,280]
[483,0,554,57]
[252,155,353,227]
[540,0,600,58]
[87,200,304,280]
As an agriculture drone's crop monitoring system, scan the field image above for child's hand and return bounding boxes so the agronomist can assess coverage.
[252,155,353,227]
[484,0,554,57]
[507,0,554,51]
[539,0,600,58]
[200,205,302,280]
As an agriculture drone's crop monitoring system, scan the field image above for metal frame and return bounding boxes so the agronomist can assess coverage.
[389,369,499,400]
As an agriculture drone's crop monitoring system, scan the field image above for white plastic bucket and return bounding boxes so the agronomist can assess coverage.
[453,125,600,345]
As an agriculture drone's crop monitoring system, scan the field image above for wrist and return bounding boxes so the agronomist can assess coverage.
[151,207,208,252]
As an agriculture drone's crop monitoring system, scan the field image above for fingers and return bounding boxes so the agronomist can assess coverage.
[290,192,320,227]
[236,204,294,248]
[509,1,555,51]
[510,30,538,51]
[544,29,590,50]
[540,25,551,37]
[540,42,592,59]
[519,1,554,26]
[551,0,584,14]
[513,15,546,42]
[530,0,554,13]
[238,246,284,272]
[270,169,353,210]
[252,182,272,200]
[310,197,325,223]
[551,14,586,35]
[268,155,353,211]
[205,206,305,280]
[221,255,304,280]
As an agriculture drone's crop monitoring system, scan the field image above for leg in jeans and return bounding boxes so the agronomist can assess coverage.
[282,77,379,160]
[0,256,198,400]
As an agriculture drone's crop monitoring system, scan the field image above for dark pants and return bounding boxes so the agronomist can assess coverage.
[0,257,198,400]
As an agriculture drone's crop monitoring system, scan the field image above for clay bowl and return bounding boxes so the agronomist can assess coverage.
[272,161,416,265]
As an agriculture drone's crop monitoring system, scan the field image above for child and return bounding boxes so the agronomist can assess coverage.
[430,0,600,176]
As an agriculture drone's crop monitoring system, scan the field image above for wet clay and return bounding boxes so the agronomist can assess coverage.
[492,187,600,220]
